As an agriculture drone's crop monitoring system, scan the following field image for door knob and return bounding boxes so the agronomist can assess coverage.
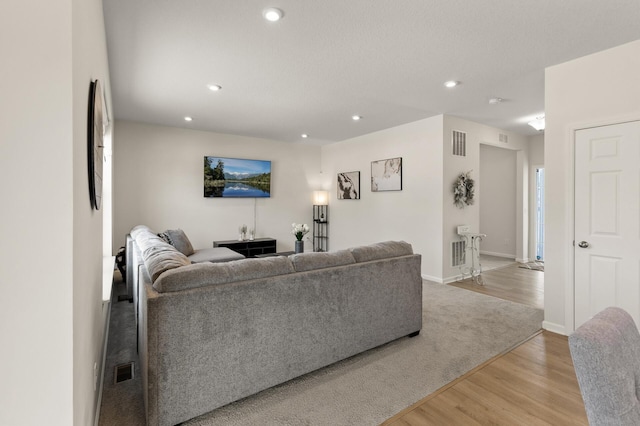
[578,241,590,248]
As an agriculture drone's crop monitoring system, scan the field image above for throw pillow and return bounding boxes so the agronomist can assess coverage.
[164,229,195,256]
[142,243,191,282]
[157,232,171,244]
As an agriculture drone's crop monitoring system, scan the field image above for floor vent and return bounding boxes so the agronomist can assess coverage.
[114,362,134,384]
[452,130,467,156]
[452,240,466,267]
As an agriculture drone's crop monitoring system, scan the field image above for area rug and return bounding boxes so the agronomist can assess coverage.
[100,281,542,426]
[519,261,545,272]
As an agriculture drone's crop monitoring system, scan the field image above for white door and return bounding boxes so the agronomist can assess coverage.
[574,121,640,329]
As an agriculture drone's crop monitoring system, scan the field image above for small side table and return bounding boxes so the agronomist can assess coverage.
[458,232,486,285]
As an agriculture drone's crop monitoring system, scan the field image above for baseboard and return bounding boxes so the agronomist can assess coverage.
[94,297,113,426]
[515,257,530,264]
[421,274,443,283]
[422,273,471,285]
[479,250,514,259]
[442,274,465,284]
[542,320,567,336]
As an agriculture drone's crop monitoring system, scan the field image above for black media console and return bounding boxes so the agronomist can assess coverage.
[213,238,276,257]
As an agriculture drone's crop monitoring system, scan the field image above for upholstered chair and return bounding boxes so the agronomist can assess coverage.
[569,307,640,425]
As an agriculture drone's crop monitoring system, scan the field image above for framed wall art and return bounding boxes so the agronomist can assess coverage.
[337,171,360,199]
[204,156,271,198]
[371,157,402,192]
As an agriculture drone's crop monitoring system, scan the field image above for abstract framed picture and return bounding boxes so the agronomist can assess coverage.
[371,157,402,192]
[337,171,360,199]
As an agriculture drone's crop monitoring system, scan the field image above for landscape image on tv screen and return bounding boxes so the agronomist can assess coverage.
[204,156,271,198]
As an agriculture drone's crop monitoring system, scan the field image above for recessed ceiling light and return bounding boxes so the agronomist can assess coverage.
[207,84,222,92]
[528,116,545,131]
[444,80,460,88]
[352,115,362,121]
[184,116,193,122]
[263,7,284,22]
[489,97,503,104]
[301,134,308,138]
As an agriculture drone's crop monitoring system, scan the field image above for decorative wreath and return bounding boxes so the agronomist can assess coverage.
[453,171,475,208]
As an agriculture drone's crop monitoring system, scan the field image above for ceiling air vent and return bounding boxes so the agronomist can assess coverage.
[452,130,466,156]
[499,133,509,143]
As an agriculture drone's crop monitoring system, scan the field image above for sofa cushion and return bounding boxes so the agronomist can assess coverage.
[188,247,245,263]
[135,230,168,253]
[349,241,413,263]
[289,250,356,272]
[153,256,295,293]
[142,242,192,282]
[162,229,195,256]
[130,225,153,239]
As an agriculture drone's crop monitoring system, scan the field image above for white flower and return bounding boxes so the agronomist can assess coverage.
[291,223,310,241]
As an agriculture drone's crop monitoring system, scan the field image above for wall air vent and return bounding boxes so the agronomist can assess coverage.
[451,240,466,267]
[452,130,467,156]
[499,133,509,143]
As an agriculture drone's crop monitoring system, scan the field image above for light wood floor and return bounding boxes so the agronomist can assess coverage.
[382,264,588,425]
[449,262,544,310]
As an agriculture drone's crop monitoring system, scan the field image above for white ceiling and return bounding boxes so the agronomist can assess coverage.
[103,0,640,144]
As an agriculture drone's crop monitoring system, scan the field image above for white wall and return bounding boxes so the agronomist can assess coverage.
[479,145,517,258]
[528,134,544,164]
[72,0,113,424]
[320,116,444,280]
[114,121,322,252]
[0,1,74,424]
[1,0,111,424]
[115,114,537,285]
[1,1,112,424]
[544,39,640,335]
[442,116,530,281]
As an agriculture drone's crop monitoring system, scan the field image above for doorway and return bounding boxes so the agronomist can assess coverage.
[478,144,517,260]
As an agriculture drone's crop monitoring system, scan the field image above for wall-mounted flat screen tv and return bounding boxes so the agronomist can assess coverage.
[204,156,271,198]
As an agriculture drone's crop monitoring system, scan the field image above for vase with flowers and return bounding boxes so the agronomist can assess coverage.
[291,223,309,253]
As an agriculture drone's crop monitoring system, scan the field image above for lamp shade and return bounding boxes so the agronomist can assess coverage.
[313,190,329,205]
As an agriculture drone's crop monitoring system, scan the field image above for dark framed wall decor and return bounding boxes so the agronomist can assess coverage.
[371,157,402,192]
[87,79,104,210]
[337,171,360,199]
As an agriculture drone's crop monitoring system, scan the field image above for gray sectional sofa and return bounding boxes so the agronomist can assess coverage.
[127,225,423,426]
